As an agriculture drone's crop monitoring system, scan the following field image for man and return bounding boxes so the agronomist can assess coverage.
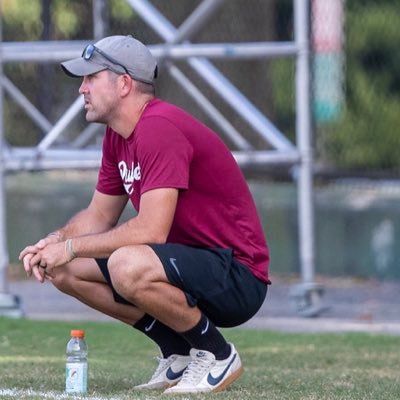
[19,35,270,394]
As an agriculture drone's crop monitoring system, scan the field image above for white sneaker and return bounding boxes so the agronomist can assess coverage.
[134,354,191,390]
[163,343,243,394]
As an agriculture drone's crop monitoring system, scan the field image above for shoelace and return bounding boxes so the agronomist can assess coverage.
[180,357,214,385]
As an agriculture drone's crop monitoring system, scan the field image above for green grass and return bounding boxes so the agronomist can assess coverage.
[0,318,399,400]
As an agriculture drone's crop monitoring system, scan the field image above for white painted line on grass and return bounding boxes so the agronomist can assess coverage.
[0,388,120,400]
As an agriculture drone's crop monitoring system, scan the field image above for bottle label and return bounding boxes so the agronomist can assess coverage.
[66,362,88,394]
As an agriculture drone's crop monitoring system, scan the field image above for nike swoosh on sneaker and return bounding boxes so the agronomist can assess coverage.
[165,366,187,381]
[206,354,237,386]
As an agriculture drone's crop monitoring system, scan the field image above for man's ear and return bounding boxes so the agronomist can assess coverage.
[119,74,133,97]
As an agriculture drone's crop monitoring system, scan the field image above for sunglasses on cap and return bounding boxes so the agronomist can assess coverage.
[82,44,130,75]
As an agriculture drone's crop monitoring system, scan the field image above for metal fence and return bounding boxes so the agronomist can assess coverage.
[2,0,399,174]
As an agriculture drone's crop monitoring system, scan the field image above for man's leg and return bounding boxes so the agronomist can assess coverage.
[107,245,210,331]
[51,257,143,324]
[51,257,192,390]
[107,244,245,393]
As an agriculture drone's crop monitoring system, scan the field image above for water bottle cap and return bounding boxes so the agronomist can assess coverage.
[70,329,85,338]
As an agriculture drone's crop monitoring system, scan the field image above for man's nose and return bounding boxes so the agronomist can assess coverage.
[79,78,88,94]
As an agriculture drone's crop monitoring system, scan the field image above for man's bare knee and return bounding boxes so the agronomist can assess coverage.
[108,245,161,303]
[51,267,75,294]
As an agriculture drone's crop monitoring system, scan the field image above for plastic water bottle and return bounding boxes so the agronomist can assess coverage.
[65,329,88,394]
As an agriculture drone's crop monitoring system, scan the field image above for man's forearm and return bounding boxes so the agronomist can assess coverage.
[51,188,176,259]
[52,207,115,241]
[65,217,145,259]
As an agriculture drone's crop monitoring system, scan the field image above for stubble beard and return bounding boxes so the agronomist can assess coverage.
[85,90,119,125]
[85,105,110,125]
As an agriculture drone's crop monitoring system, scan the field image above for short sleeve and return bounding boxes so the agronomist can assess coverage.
[96,128,126,196]
[135,116,194,195]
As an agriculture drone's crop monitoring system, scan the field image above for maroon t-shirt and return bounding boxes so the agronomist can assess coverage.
[96,98,270,284]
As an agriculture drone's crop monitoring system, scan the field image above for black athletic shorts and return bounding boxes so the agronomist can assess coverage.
[96,243,268,328]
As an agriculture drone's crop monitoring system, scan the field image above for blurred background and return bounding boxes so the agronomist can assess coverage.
[1,0,399,291]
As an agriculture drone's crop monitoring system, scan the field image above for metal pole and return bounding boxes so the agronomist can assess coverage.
[93,0,108,40]
[1,75,53,132]
[295,0,314,282]
[166,0,225,44]
[0,3,23,317]
[37,95,84,153]
[127,0,295,151]
[0,1,6,295]
[166,63,252,150]
[290,0,325,317]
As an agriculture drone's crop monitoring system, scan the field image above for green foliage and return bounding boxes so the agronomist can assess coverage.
[110,0,136,21]
[1,0,42,40]
[319,2,400,170]
[2,0,93,40]
[271,58,295,143]
[52,1,82,38]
